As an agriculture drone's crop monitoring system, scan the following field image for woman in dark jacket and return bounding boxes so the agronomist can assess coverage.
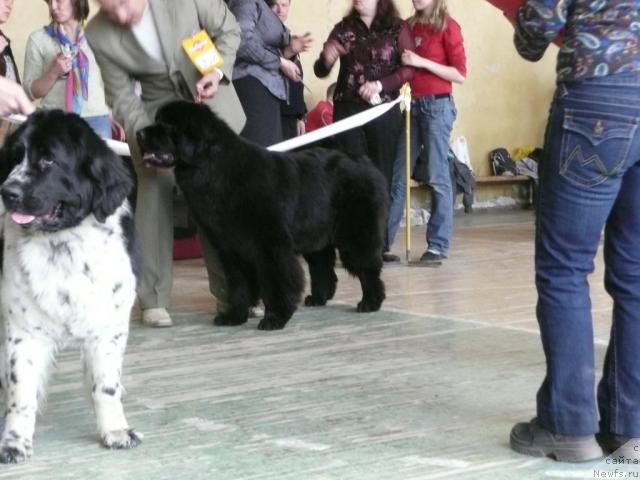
[0,0,19,84]
[228,0,311,146]
[0,0,22,143]
[270,0,308,140]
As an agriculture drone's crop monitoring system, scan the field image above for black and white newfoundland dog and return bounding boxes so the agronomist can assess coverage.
[137,101,388,331]
[0,110,142,463]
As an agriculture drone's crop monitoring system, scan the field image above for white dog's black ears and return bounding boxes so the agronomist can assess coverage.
[87,139,133,223]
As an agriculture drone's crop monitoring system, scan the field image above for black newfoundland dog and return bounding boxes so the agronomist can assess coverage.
[0,110,141,463]
[137,101,388,331]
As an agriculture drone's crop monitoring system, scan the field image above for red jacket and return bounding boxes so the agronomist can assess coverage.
[410,17,466,98]
[305,100,334,133]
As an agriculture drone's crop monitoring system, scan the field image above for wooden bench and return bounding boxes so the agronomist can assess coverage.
[410,174,535,206]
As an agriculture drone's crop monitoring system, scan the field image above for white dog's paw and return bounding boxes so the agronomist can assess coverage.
[101,429,143,450]
[0,437,32,464]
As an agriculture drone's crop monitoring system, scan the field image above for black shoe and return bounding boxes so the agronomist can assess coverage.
[597,431,640,456]
[510,418,603,462]
[419,251,445,266]
[382,252,400,263]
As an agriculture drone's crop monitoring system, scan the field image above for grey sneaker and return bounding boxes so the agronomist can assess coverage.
[510,418,604,462]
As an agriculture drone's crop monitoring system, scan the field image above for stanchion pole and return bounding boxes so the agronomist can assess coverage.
[400,84,412,263]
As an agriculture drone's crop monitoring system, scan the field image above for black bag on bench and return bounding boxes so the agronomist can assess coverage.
[489,148,518,176]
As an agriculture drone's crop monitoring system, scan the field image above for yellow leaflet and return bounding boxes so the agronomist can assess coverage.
[182,30,224,75]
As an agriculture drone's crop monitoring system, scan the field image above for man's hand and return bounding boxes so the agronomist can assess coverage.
[196,71,221,100]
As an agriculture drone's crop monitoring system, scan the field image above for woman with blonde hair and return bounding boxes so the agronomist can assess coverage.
[384,0,466,264]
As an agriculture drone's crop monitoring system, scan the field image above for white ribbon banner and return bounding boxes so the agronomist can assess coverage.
[2,114,132,157]
[1,89,411,156]
[267,94,406,152]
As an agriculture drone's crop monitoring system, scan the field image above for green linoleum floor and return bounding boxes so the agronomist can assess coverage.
[0,304,626,480]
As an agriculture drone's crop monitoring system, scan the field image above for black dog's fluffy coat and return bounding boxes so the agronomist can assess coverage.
[138,101,388,330]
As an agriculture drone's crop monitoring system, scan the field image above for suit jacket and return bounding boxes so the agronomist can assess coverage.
[0,31,20,83]
[86,0,246,148]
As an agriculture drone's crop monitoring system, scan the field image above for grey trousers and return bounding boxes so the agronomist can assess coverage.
[132,153,227,310]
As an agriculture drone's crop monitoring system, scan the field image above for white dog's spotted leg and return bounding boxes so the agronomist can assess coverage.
[0,333,54,464]
[82,333,142,449]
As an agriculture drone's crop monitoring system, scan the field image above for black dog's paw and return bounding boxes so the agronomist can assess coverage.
[102,429,143,450]
[0,441,30,464]
[304,294,327,307]
[213,312,248,326]
[257,313,289,331]
[357,296,384,313]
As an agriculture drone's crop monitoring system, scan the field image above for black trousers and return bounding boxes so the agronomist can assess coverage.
[233,76,283,147]
[281,115,299,141]
[333,101,403,193]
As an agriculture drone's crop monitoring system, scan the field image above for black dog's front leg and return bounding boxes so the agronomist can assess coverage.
[256,245,305,331]
[213,254,251,327]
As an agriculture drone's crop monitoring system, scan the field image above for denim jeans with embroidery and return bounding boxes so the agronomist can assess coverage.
[386,95,456,254]
[535,72,640,437]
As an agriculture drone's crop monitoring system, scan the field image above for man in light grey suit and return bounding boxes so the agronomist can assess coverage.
[87,0,246,327]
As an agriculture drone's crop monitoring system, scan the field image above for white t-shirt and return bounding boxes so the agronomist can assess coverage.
[131,3,164,63]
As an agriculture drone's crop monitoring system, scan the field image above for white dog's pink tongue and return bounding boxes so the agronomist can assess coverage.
[11,212,36,225]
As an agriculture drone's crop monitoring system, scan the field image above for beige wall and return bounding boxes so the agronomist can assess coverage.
[287,0,559,176]
[5,0,558,176]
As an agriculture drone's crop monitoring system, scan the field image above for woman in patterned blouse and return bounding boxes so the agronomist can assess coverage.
[314,0,414,237]
[509,0,640,462]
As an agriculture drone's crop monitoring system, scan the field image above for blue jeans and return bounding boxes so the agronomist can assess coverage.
[535,72,640,437]
[84,114,112,139]
[386,95,456,253]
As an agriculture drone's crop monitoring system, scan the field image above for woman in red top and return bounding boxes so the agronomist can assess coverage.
[385,0,466,264]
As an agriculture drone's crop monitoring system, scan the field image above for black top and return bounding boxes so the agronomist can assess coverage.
[0,31,20,83]
[281,56,306,118]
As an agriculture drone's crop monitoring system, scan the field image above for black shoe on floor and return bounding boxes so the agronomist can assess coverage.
[419,251,444,266]
[510,418,604,463]
[597,431,640,457]
[382,252,400,263]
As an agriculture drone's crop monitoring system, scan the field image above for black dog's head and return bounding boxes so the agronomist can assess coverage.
[137,101,234,169]
[0,110,132,232]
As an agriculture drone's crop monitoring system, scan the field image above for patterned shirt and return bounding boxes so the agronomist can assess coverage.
[314,14,414,103]
[514,0,640,81]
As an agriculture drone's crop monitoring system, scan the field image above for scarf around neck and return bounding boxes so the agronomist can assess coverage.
[44,23,89,113]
